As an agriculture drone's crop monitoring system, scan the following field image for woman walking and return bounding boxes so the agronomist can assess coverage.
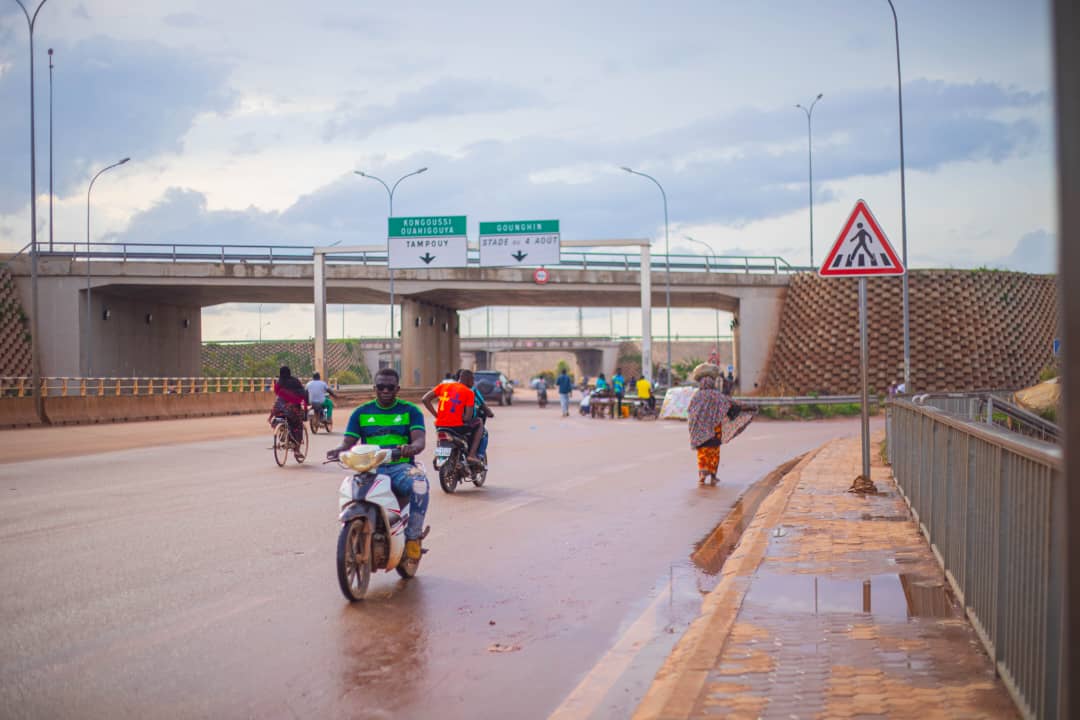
[687,363,754,485]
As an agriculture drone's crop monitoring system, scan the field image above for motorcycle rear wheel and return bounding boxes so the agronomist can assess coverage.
[273,424,289,466]
[439,457,459,494]
[473,455,487,487]
[337,519,372,601]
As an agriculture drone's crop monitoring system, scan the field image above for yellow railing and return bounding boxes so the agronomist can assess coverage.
[0,377,276,398]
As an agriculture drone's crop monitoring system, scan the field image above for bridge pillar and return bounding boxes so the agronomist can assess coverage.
[400,299,459,387]
[574,349,603,380]
[734,291,785,393]
[83,291,201,377]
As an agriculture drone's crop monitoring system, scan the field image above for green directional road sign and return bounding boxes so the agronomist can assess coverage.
[388,215,468,269]
[478,219,560,267]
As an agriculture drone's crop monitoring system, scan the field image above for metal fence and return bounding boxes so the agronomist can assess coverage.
[912,391,1060,443]
[887,399,1064,719]
[21,241,811,274]
[0,376,275,397]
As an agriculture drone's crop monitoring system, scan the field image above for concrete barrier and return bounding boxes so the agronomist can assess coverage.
[0,387,434,430]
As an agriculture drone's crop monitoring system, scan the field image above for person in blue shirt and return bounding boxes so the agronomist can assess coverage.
[556,368,574,417]
[326,368,430,561]
[595,373,609,393]
[612,368,626,418]
[463,369,494,460]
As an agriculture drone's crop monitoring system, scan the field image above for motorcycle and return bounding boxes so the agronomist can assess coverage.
[331,446,429,601]
[433,427,487,494]
[309,403,333,434]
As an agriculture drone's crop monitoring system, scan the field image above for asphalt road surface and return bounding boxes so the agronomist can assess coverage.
[0,403,870,719]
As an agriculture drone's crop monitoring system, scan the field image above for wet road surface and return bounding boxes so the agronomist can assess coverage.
[0,405,870,719]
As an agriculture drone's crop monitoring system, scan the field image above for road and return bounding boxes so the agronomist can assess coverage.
[0,403,870,719]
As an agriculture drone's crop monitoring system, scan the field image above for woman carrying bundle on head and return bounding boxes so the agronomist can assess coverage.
[686,363,755,485]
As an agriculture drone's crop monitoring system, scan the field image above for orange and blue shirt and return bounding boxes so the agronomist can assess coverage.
[433,381,474,427]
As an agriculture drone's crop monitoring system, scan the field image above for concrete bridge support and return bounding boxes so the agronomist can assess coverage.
[733,290,785,393]
[400,299,460,387]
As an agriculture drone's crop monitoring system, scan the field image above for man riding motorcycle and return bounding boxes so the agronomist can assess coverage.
[305,371,338,424]
[326,368,430,561]
[464,370,494,459]
[422,368,483,465]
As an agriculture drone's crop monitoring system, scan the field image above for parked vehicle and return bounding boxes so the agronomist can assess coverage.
[332,446,429,601]
[474,370,513,406]
[432,427,487,493]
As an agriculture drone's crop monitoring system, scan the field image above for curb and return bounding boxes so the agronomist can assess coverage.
[632,440,834,720]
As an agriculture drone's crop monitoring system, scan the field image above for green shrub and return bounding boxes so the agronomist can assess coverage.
[336,370,362,385]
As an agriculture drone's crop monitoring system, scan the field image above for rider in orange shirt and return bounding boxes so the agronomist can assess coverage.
[422,368,484,464]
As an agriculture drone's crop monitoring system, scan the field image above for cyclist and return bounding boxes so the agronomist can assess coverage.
[270,366,307,446]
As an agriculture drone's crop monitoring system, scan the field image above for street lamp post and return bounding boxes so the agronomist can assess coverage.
[795,93,823,268]
[684,236,722,361]
[48,47,54,253]
[621,166,671,386]
[354,167,428,372]
[85,157,130,376]
[886,0,912,392]
[13,0,50,423]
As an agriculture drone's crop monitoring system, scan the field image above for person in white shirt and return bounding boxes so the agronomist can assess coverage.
[305,372,338,423]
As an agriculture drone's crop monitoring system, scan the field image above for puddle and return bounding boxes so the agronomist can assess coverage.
[691,453,805,575]
[744,571,957,619]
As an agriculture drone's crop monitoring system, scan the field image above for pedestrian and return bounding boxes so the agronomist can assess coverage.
[686,363,754,486]
[612,367,626,418]
[556,367,574,417]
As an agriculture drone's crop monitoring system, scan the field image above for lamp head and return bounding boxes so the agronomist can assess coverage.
[48,48,53,56]
[619,166,633,173]
[354,170,367,177]
[119,157,130,165]
[416,167,428,174]
[816,93,824,100]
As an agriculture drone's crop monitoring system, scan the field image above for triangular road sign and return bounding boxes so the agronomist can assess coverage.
[819,199,905,277]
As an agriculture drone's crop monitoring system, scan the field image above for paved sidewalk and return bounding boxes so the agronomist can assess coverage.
[635,432,1019,719]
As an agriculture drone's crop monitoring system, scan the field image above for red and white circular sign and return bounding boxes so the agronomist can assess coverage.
[533,268,550,284]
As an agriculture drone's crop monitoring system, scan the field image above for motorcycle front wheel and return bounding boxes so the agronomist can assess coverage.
[439,456,459,494]
[337,518,372,601]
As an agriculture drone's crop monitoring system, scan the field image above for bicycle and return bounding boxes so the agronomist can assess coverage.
[272,417,310,466]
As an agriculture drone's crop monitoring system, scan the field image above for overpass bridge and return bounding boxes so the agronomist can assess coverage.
[5,242,797,388]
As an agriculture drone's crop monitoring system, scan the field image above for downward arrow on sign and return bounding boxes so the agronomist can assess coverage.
[511,251,528,262]
[419,253,436,264]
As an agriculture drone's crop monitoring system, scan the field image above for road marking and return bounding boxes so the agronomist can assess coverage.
[548,582,673,720]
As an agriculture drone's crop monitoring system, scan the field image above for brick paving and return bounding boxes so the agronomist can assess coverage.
[637,432,1019,720]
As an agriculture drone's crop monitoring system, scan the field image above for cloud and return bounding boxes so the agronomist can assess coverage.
[163,13,212,29]
[323,77,541,141]
[0,34,235,213]
[107,77,1048,254]
[994,229,1056,274]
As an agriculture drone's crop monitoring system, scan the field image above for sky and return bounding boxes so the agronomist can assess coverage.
[0,0,1058,341]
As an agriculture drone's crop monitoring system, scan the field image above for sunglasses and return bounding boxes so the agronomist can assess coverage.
[375,383,398,392]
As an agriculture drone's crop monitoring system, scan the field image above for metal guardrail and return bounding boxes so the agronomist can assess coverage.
[20,241,811,274]
[734,394,869,407]
[1,376,275,397]
[887,399,1063,719]
[913,391,1060,442]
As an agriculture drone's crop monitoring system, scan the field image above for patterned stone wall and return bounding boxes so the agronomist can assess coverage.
[0,266,32,376]
[761,270,1058,395]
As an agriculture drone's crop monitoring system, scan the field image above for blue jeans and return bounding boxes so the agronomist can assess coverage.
[559,392,570,414]
[478,427,489,457]
[378,462,429,541]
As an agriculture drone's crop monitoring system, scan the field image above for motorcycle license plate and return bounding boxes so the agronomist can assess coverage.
[434,446,452,457]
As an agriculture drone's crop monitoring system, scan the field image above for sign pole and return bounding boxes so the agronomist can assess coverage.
[859,277,872,482]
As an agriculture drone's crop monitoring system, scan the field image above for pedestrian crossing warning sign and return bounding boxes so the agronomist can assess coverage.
[819,199,905,277]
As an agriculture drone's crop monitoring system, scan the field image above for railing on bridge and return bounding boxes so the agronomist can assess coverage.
[1,376,274,397]
[910,391,1060,443]
[25,241,809,274]
[887,399,1063,720]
